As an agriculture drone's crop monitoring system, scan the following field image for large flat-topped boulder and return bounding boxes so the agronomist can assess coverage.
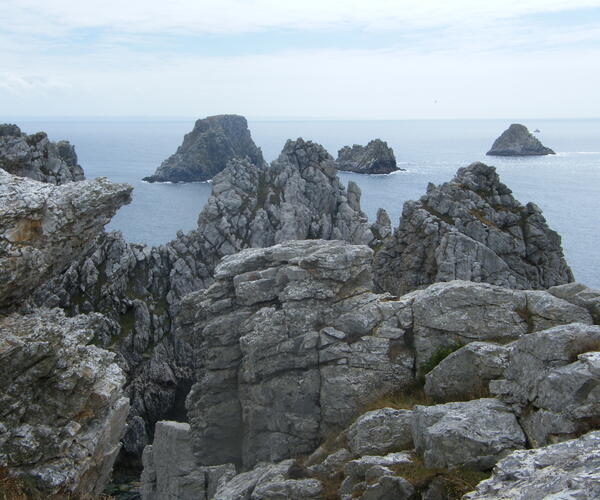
[487,123,555,156]
[0,309,129,498]
[143,114,265,182]
[374,162,573,295]
[0,170,132,311]
[0,123,85,184]
[335,139,400,174]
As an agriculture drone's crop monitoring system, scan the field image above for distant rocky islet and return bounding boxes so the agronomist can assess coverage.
[487,123,555,156]
[1,117,600,500]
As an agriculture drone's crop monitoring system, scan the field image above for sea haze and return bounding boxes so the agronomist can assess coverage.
[13,118,600,289]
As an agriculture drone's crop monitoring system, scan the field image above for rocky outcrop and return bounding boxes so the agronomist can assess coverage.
[374,161,573,296]
[0,124,85,183]
[32,139,374,461]
[486,123,555,156]
[346,408,413,456]
[142,115,265,183]
[491,322,600,447]
[0,170,132,311]
[0,309,129,498]
[465,431,600,499]
[549,281,600,324]
[335,139,400,174]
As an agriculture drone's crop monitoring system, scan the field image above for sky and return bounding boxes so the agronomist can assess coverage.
[1,0,600,119]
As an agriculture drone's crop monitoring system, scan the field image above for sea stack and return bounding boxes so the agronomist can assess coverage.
[487,123,555,156]
[143,114,265,183]
[335,139,401,174]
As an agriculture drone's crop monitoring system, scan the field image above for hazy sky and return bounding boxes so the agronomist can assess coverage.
[2,0,600,119]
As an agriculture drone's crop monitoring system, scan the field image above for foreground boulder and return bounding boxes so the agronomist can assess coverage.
[486,123,555,156]
[0,123,85,183]
[465,431,600,499]
[143,114,265,182]
[0,309,129,498]
[335,139,400,174]
[374,162,573,295]
[0,170,132,311]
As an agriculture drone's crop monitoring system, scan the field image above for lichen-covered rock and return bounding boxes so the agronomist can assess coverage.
[464,431,600,499]
[346,408,413,455]
[0,123,85,183]
[490,323,600,447]
[486,123,555,156]
[0,309,129,498]
[549,282,600,324]
[411,398,526,470]
[180,240,415,468]
[143,115,265,182]
[0,170,132,311]
[374,162,573,296]
[140,420,235,500]
[335,140,400,174]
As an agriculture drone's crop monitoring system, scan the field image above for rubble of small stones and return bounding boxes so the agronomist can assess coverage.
[0,123,85,183]
[0,309,129,498]
[143,114,265,182]
[374,161,573,296]
[487,123,555,156]
[335,139,401,174]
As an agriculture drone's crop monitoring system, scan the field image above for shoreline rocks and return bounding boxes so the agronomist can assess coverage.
[335,139,401,174]
[142,115,265,183]
[0,124,85,184]
[487,123,555,156]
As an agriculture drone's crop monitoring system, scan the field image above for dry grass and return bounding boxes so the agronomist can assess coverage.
[0,468,28,500]
[359,382,431,414]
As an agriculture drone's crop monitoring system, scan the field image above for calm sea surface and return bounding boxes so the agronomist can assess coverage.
[13,118,600,289]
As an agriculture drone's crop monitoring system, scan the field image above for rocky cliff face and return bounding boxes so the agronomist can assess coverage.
[0,309,129,499]
[0,124,85,184]
[373,162,573,296]
[142,115,265,183]
[487,123,555,156]
[335,139,400,174]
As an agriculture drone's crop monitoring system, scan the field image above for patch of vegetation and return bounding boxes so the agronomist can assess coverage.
[360,382,431,413]
[391,457,491,499]
[515,306,535,334]
[420,343,463,376]
[469,209,499,230]
[421,202,455,226]
[0,468,27,500]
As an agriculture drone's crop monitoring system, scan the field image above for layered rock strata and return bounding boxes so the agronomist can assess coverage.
[142,115,265,183]
[0,309,129,498]
[374,161,573,296]
[0,124,85,183]
[335,139,400,174]
[487,123,555,156]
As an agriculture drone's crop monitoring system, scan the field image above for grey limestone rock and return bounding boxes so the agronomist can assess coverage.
[424,342,510,402]
[346,407,413,456]
[411,398,526,470]
[0,123,85,183]
[0,308,129,497]
[335,139,401,174]
[486,123,555,156]
[490,322,600,447]
[374,162,573,296]
[143,114,265,182]
[0,169,132,311]
[464,431,600,499]
[549,281,600,324]
[359,475,415,500]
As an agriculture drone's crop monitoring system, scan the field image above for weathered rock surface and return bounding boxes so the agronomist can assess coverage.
[412,398,526,470]
[140,420,235,500]
[0,309,129,498]
[0,169,132,311]
[335,139,400,174]
[491,322,600,447]
[486,123,555,156]
[180,239,416,468]
[0,123,85,183]
[465,431,600,499]
[424,342,510,402]
[346,408,413,456]
[143,115,265,183]
[32,138,375,461]
[374,162,573,295]
[549,281,600,324]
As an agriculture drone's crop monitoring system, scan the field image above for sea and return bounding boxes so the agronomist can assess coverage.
[12,118,600,289]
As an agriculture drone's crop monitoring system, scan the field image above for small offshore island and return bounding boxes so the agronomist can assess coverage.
[487,123,556,156]
[1,118,600,500]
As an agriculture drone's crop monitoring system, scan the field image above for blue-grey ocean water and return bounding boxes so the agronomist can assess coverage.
[13,118,600,289]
